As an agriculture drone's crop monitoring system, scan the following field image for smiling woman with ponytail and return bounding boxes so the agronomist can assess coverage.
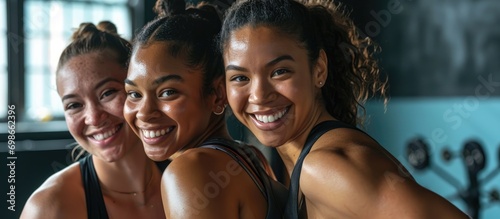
[123,0,287,218]
[220,0,471,218]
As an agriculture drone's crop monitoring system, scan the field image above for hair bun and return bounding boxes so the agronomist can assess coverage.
[97,21,118,35]
[71,22,99,41]
[193,2,222,24]
[71,21,120,41]
[154,0,186,17]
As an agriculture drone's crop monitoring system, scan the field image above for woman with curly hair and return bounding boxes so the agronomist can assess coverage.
[220,0,470,218]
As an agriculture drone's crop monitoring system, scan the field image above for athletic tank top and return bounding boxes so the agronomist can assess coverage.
[284,120,360,219]
[79,155,170,219]
[200,138,288,219]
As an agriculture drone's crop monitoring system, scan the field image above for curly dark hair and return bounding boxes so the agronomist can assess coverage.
[220,0,388,126]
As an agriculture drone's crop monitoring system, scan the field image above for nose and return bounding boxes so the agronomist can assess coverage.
[248,78,276,105]
[84,103,108,127]
[136,95,162,122]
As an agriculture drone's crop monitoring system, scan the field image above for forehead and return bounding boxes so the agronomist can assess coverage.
[228,26,303,51]
[57,52,126,93]
[224,26,307,64]
[128,43,201,80]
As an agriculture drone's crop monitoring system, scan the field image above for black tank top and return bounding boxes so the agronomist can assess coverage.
[284,120,360,219]
[200,138,288,219]
[79,155,170,219]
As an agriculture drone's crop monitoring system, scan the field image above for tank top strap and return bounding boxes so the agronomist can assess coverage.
[200,137,288,219]
[200,138,265,194]
[155,159,171,172]
[79,155,109,219]
[285,120,358,219]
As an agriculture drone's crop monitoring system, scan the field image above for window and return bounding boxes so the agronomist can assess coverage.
[23,0,131,122]
[0,0,6,118]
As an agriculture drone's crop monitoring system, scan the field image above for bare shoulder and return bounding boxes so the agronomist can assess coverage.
[161,147,266,219]
[300,128,469,218]
[165,147,244,177]
[301,127,406,183]
[299,130,390,216]
[21,162,87,219]
[161,148,242,218]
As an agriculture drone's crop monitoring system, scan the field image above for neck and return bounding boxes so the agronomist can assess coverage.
[276,110,334,177]
[93,141,157,196]
[276,141,304,177]
[170,117,231,159]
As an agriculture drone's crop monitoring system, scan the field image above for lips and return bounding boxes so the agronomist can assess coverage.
[253,107,289,123]
[141,127,175,139]
[91,124,122,141]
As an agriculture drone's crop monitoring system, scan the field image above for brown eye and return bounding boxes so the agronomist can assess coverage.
[66,102,82,110]
[127,91,142,99]
[159,89,177,98]
[230,75,249,82]
[101,89,118,100]
[272,69,289,77]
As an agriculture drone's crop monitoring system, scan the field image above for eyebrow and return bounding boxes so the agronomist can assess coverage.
[124,78,136,86]
[61,94,76,102]
[95,78,122,90]
[124,74,183,87]
[61,78,121,102]
[225,55,295,72]
[266,55,295,67]
[153,74,183,85]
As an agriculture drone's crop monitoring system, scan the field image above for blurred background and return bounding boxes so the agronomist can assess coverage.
[1,0,499,218]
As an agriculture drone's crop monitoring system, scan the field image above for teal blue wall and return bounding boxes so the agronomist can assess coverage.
[365,98,500,218]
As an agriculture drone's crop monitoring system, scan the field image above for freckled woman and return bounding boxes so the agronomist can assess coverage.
[21,21,166,219]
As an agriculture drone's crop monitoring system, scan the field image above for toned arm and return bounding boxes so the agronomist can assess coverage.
[300,142,469,219]
[20,164,86,219]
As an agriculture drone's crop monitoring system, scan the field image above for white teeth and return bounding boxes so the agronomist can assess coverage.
[141,127,173,139]
[255,108,288,124]
[93,126,119,141]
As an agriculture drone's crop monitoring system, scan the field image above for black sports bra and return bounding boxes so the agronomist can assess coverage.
[200,138,288,219]
[79,155,170,219]
[284,120,361,219]
[79,155,108,219]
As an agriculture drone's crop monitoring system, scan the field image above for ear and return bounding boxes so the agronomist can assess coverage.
[313,49,328,88]
[211,76,227,112]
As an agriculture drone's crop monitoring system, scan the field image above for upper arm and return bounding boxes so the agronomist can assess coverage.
[21,189,62,219]
[160,149,243,219]
[300,148,469,219]
[20,180,86,219]
[20,165,86,219]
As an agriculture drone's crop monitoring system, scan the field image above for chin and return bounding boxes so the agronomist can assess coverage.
[98,154,123,163]
[144,146,169,162]
[256,136,284,148]
[97,146,126,163]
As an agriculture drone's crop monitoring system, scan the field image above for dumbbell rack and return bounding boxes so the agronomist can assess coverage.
[406,138,500,219]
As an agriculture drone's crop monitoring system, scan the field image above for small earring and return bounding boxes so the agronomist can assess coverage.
[318,81,324,87]
[213,105,226,115]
